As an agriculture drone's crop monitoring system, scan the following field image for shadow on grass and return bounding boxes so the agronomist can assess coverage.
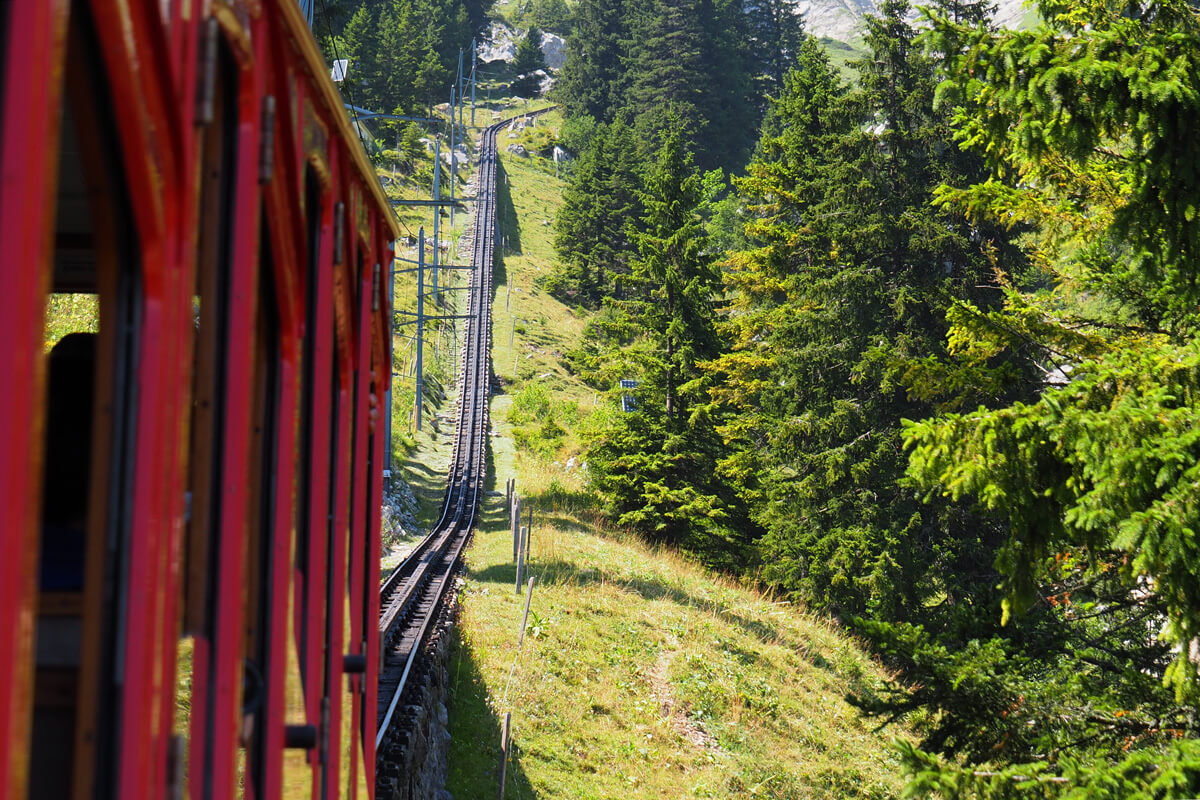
[495,161,522,257]
[446,626,539,799]
[484,425,500,495]
[470,555,786,656]
[491,243,508,306]
[398,441,451,531]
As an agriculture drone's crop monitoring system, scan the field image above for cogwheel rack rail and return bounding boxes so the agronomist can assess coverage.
[375,106,553,755]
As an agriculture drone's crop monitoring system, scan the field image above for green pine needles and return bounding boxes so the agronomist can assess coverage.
[545,0,1200,794]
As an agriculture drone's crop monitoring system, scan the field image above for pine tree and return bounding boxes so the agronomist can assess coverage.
[554,0,628,121]
[551,114,642,306]
[510,26,547,97]
[745,0,807,100]
[581,131,739,552]
[340,5,381,109]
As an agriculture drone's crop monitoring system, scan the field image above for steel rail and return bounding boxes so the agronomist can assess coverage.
[375,107,553,753]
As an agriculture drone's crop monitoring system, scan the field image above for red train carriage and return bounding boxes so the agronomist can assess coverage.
[0,1,397,798]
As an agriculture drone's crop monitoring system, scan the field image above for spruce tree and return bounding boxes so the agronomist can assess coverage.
[695,0,756,169]
[554,0,628,121]
[340,5,381,109]
[746,0,807,100]
[707,1,1200,789]
[551,114,642,306]
[510,26,547,97]
[892,5,1200,789]
[376,0,423,113]
[415,30,447,114]
[582,131,738,552]
[709,5,1031,618]
[626,0,707,136]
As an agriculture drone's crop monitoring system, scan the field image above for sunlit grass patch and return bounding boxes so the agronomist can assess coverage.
[448,503,908,799]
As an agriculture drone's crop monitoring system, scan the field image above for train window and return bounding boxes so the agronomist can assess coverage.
[283,165,325,790]
[174,31,239,798]
[355,412,374,798]
[242,210,281,798]
[296,166,323,688]
[45,294,100,349]
[343,253,368,798]
[30,4,143,799]
[327,301,347,795]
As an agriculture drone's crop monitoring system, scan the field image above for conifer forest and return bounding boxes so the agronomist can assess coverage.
[329,0,1200,795]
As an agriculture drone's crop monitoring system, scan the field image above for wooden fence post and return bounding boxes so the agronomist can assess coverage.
[518,576,536,648]
[511,496,520,562]
[515,526,527,593]
[498,712,512,800]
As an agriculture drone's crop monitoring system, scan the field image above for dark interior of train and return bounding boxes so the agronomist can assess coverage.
[32,3,141,798]
[245,212,282,796]
[297,165,323,699]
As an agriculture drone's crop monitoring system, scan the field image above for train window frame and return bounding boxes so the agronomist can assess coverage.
[242,208,282,798]
[30,4,145,799]
[181,34,240,639]
[174,30,241,800]
[343,249,368,794]
[360,311,380,753]
[324,300,343,792]
[295,164,324,693]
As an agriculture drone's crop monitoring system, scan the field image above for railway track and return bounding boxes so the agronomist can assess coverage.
[375,107,552,755]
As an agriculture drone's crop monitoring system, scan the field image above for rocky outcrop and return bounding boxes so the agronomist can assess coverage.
[477,22,566,70]
[539,33,566,71]
[775,0,1031,42]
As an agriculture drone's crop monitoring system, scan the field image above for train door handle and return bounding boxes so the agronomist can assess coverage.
[284,725,318,749]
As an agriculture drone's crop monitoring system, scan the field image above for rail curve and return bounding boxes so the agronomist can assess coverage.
[375,107,553,755]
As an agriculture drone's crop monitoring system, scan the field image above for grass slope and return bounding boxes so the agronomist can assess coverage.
[445,117,909,798]
[450,506,908,799]
[818,37,869,84]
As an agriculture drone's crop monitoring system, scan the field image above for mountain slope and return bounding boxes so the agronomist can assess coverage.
[445,112,911,800]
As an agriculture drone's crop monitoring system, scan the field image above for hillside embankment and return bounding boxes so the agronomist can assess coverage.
[443,118,910,799]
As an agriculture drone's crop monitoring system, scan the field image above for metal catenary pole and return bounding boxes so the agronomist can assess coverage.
[457,48,466,131]
[415,227,426,431]
[449,85,457,228]
[432,136,441,306]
